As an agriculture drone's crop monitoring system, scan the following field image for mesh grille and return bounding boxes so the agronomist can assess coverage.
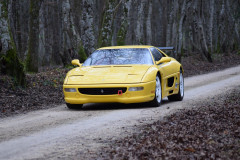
[78,88,127,95]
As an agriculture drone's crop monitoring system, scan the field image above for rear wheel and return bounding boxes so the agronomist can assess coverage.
[168,70,184,101]
[66,103,83,110]
[150,75,162,107]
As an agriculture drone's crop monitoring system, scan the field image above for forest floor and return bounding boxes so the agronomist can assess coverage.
[95,86,240,159]
[0,52,240,118]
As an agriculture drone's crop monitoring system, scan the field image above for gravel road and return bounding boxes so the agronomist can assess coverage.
[0,65,240,160]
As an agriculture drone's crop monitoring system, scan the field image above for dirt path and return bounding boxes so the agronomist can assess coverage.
[0,65,240,160]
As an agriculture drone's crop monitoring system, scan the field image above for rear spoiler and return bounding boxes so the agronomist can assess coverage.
[157,47,176,56]
[157,47,174,50]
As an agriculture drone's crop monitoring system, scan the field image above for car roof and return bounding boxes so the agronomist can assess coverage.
[98,45,154,50]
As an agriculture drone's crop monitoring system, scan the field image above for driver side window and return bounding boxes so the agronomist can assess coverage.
[150,47,163,61]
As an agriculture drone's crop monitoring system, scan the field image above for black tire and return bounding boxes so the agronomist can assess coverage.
[150,75,162,107]
[66,103,83,110]
[168,70,184,101]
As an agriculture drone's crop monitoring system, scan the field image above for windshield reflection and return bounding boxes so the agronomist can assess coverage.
[83,48,153,66]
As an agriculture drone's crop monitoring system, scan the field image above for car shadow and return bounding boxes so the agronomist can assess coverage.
[71,98,171,111]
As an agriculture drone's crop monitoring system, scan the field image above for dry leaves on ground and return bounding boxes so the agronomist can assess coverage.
[97,87,240,159]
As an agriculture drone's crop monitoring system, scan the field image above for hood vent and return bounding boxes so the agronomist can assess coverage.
[92,66,111,68]
[70,75,84,77]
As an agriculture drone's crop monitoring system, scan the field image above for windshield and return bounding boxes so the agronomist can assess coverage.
[83,48,153,66]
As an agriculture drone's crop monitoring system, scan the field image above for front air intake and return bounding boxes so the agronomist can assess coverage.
[78,88,127,95]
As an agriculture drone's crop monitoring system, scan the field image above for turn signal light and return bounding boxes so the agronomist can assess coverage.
[64,88,77,92]
[129,87,144,91]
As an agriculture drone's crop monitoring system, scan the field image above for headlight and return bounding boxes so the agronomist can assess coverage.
[128,87,144,91]
[64,88,77,92]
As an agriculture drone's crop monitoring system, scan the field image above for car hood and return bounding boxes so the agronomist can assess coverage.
[66,65,151,84]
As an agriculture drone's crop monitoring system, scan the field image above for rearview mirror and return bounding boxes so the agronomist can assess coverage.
[71,59,82,67]
[156,57,171,65]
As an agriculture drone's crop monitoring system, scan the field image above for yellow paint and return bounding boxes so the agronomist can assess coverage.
[71,59,82,67]
[63,81,155,104]
[66,65,151,84]
[63,45,183,105]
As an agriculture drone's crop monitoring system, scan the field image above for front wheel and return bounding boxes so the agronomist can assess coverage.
[168,70,184,101]
[66,103,83,110]
[150,75,162,107]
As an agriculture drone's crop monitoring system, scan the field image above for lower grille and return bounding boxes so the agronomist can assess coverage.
[78,88,127,95]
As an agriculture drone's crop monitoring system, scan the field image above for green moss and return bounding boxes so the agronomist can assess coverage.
[1,0,8,19]
[98,1,114,47]
[117,6,128,46]
[78,45,87,63]
[64,64,74,69]
[0,49,26,87]
[124,7,128,15]
[117,25,127,46]
[237,50,240,55]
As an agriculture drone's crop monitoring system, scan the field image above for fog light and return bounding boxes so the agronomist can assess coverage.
[64,88,77,92]
[129,87,144,91]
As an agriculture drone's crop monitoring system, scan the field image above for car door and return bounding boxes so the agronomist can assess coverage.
[150,47,178,97]
[150,47,174,77]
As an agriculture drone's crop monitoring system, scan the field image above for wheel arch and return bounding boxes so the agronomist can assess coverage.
[180,65,184,74]
[156,71,162,81]
[141,66,159,82]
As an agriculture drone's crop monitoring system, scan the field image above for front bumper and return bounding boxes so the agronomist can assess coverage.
[63,81,156,104]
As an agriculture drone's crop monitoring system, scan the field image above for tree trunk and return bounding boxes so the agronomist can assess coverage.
[0,0,26,86]
[199,0,212,62]
[177,0,186,61]
[209,0,215,52]
[0,40,2,53]
[26,0,40,72]
[1,0,239,69]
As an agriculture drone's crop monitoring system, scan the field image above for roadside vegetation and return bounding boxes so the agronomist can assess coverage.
[0,68,68,117]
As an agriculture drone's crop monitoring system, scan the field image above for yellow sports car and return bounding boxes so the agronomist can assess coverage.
[63,45,184,109]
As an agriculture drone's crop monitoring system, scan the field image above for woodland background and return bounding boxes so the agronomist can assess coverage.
[0,2,240,157]
[0,0,240,85]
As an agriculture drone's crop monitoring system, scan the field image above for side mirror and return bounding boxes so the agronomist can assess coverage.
[156,57,171,65]
[71,59,82,67]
